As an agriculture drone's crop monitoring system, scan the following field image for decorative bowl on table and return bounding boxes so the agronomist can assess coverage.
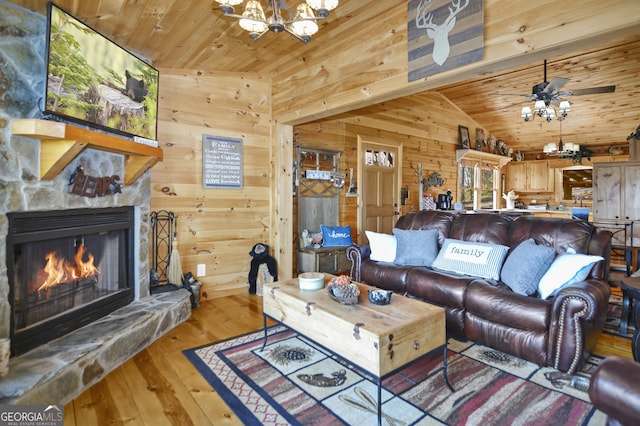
[368,289,392,305]
[326,275,360,304]
[298,272,325,290]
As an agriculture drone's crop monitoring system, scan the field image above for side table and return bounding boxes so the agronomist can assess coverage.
[620,276,640,362]
[298,246,350,274]
[611,244,640,277]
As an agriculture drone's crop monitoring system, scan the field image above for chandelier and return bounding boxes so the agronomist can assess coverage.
[543,119,580,157]
[215,0,339,43]
[521,100,571,122]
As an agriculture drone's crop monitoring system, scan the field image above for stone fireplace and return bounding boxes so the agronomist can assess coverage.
[7,207,135,356]
[0,2,190,405]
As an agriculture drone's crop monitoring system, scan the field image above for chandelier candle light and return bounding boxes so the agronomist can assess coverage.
[215,0,338,43]
[543,118,580,157]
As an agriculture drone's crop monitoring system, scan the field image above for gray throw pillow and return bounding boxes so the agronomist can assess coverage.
[501,238,556,296]
[393,228,439,266]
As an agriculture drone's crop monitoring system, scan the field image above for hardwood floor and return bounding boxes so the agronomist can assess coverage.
[63,293,632,425]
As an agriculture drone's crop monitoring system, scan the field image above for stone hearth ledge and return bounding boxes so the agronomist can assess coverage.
[0,289,192,406]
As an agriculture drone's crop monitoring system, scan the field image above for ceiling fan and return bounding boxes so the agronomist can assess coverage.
[511,59,616,106]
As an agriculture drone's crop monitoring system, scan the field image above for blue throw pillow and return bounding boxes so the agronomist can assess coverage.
[321,225,353,247]
[500,238,556,296]
[393,228,439,266]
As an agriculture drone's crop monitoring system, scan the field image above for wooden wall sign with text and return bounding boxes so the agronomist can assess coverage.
[202,135,243,189]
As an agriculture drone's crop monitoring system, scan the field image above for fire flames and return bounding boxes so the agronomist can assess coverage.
[38,245,100,292]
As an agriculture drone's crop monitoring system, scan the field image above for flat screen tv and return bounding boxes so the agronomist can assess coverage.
[44,2,159,141]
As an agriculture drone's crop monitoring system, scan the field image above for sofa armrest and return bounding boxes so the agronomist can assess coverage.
[549,278,611,373]
[346,244,370,282]
[589,356,640,426]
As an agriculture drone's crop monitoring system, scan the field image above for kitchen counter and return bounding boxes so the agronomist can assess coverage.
[475,209,577,219]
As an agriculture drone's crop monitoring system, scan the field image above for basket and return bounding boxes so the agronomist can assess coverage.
[327,284,359,305]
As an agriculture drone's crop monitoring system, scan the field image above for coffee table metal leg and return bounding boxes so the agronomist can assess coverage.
[377,377,382,426]
[260,313,268,351]
[443,344,455,392]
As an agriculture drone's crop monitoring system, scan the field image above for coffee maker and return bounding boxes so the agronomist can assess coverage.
[436,190,453,210]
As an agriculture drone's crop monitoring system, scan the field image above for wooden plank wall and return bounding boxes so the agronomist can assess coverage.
[293,91,475,252]
[151,70,272,299]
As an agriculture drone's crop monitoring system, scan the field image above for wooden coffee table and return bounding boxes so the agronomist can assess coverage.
[262,274,450,425]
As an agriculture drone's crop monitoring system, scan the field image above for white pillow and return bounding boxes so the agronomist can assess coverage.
[365,230,397,262]
[537,251,604,299]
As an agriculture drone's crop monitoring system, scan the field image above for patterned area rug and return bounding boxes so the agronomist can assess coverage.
[604,293,635,338]
[184,326,607,425]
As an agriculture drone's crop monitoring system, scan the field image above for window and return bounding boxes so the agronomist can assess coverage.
[365,150,394,167]
[459,161,500,210]
[456,150,511,210]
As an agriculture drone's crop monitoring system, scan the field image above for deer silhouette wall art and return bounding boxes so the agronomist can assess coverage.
[415,0,470,66]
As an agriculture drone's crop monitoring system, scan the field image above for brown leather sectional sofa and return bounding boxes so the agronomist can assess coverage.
[346,211,612,374]
[589,356,640,425]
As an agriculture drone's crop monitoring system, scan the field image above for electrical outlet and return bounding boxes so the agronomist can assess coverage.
[197,264,206,277]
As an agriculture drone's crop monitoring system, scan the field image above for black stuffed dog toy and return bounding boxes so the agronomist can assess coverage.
[248,243,278,294]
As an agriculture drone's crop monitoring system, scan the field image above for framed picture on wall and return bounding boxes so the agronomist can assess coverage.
[459,125,470,149]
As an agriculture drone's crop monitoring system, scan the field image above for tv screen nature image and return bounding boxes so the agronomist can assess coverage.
[45,3,159,141]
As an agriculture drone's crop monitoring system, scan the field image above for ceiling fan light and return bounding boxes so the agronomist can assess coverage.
[521,106,532,118]
[559,100,571,116]
[534,100,546,114]
[544,107,556,122]
[239,0,268,33]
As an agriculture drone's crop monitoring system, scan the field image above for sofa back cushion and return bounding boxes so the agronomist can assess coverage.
[394,211,456,246]
[509,216,593,254]
[508,216,607,280]
[449,213,512,246]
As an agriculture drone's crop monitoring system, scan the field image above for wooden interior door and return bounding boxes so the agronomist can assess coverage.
[358,137,401,242]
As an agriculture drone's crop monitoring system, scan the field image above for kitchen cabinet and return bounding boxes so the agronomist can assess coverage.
[593,161,640,245]
[507,160,553,192]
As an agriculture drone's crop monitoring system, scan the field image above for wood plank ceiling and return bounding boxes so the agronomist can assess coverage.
[10,0,640,158]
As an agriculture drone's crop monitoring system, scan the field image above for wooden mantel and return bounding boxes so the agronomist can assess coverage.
[11,119,163,185]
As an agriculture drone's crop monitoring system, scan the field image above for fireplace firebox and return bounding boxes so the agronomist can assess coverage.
[7,207,135,355]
